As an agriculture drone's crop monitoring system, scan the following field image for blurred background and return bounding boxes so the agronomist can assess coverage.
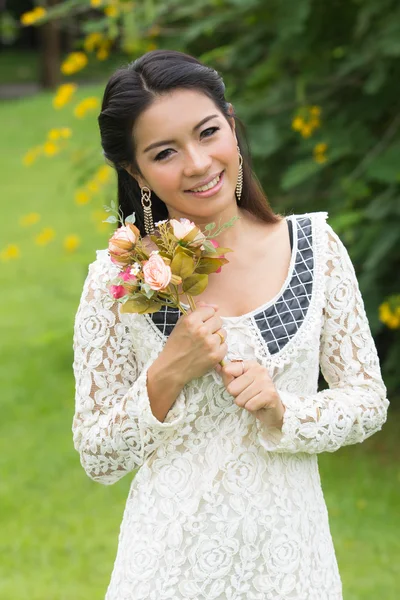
[0,1,399,598]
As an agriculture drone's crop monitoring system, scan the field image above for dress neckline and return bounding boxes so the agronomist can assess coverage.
[179,215,297,321]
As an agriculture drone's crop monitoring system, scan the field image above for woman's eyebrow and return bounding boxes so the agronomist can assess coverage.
[143,114,219,153]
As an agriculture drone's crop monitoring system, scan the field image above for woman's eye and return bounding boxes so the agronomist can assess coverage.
[154,149,173,161]
[153,127,220,161]
[201,126,220,138]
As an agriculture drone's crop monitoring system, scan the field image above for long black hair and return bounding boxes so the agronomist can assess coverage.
[98,49,282,236]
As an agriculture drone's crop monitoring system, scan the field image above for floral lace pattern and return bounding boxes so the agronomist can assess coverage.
[72,212,389,599]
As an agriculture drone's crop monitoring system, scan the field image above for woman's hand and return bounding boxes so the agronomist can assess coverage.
[216,360,286,429]
[156,301,227,386]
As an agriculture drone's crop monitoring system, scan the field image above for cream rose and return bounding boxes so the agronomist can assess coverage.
[109,224,137,251]
[170,217,197,239]
[170,217,206,248]
[108,223,140,266]
[142,251,172,291]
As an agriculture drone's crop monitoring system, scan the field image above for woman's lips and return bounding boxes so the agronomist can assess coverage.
[185,171,225,198]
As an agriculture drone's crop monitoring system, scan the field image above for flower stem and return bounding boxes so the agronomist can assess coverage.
[177,294,225,366]
[186,294,197,313]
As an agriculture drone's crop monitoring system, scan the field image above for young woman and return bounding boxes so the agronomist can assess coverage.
[72,50,389,600]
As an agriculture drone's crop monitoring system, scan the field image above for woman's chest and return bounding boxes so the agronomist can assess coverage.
[183,217,294,318]
[131,213,323,369]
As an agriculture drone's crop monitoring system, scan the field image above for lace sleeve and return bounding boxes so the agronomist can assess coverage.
[72,254,187,485]
[256,222,390,454]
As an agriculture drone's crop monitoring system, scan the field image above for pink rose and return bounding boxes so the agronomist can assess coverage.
[142,251,172,291]
[120,266,137,282]
[210,239,225,274]
[110,284,126,299]
[120,266,138,293]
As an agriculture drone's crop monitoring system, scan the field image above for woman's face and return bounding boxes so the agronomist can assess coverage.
[131,88,239,223]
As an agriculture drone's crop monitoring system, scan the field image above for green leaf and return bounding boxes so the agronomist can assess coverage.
[182,274,209,296]
[125,212,136,224]
[103,216,118,223]
[141,283,155,299]
[247,121,282,158]
[204,222,216,231]
[366,142,400,184]
[281,159,321,191]
[195,257,229,274]
[120,296,150,314]
[202,240,217,253]
[364,225,400,271]
[171,249,195,278]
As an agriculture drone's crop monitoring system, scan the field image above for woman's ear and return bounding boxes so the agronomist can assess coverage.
[227,103,236,134]
[124,166,149,190]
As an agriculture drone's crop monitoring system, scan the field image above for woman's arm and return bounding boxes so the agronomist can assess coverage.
[256,221,390,454]
[72,256,188,485]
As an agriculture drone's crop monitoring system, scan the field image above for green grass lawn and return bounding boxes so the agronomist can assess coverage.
[0,85,399,600]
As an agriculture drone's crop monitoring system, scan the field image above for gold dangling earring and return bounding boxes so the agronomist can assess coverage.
[140,186,155,235]
[235,146,243,203]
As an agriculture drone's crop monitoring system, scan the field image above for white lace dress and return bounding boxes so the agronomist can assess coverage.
[72,211,389,600]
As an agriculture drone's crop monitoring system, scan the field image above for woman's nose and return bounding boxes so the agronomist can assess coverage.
[183,146,212,177]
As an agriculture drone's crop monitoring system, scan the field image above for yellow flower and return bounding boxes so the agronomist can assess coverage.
[104,5,119,17]
[20,7,46,26]
[23,146,42,166]
[20,12,35,26]
[310,117,321,130]
[35,228,56,246]
[87,180,100,193]
[310,105,321,117]
[314,153,327,164]
[73,97,100,119]
[291,116,304,132]
[96,47,109,61]
[90,0,103,6]
[43,141,59,156]
[19,212,41,227]
[314,142,328,154]
[63,234,81,252]
[60,127,72,138]
[47,128,61,141]
[378,301,400,328]
[96,165,112,183]
[53,83,77,109]
[33,7,46,18]
[61,52,88,76]
[300,124,312,138]
[0,244,20,261]
[379,302,392,323]
[146,42,158,52]
[75,190,91,205]
[387,315,400,329]
[148,25,161,37]
[83,32,104,53]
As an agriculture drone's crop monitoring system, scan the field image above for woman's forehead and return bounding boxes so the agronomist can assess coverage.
[133,89,220,143]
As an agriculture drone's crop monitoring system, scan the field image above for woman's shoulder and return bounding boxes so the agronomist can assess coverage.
[287,210,329,223]
[83,248,120,289]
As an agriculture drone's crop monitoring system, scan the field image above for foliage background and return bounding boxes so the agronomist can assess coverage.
[0,0,399,598]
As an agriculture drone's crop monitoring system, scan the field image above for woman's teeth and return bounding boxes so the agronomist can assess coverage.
[190,173,221,193]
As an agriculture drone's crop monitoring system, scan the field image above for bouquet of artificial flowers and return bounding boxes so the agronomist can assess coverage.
[104,203,237,317]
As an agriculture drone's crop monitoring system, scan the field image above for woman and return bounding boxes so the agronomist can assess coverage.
[72,50,389,599]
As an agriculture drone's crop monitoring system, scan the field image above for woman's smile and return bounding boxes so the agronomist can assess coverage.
[184,170,225,198]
